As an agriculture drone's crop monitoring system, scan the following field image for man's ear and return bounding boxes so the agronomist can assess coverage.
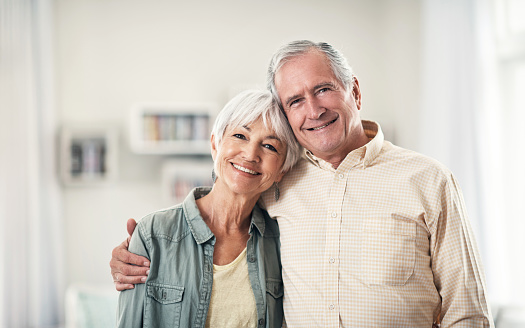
[352,76,362,110]
[210,134,217,161]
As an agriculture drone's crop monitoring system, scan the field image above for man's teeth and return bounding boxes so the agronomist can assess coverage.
[233,164,258,175]
[310,119,336,131]
[312,122,330,130]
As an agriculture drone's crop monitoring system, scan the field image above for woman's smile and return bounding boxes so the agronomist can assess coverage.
[232,163,260,175]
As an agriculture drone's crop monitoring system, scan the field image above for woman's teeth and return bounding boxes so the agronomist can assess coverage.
[233,164,258,175]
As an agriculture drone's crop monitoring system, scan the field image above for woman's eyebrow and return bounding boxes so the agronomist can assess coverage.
[265,135,282,142]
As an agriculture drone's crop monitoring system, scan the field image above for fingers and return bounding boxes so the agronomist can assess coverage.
[112,241,150,267]
[110,255,150,291]
[127,218,137,237]
[115,282,135,292]
[113,270,148,284]
[110,237,151,291]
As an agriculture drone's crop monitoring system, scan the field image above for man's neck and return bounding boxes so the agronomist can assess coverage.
[314,130,370,169]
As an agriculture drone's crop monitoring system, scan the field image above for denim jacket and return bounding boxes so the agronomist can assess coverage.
[117,187,284,328]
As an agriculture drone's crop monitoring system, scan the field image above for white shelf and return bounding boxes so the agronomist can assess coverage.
[129,102,216,155]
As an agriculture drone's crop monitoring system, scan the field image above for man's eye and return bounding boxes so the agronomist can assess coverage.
[264,144,277,152]
[318,87,330,93]
[289,99,300,107]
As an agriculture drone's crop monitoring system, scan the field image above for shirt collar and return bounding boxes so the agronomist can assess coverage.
[182,187,266,244]
[304,120,384,172]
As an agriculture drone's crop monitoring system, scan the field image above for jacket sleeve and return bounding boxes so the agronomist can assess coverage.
[116,223,150,327]
[431,174,494,327]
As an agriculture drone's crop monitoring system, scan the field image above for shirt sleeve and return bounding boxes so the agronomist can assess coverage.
[430,174,493,327]
[116,223,150,327]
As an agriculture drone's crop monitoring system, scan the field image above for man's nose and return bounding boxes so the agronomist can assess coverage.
[305,96,325,119]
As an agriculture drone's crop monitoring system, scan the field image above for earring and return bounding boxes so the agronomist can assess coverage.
[211,169,216,183]
[274,182,280,201]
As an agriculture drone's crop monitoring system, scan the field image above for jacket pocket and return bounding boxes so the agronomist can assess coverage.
[360,214,416,286]
[265,278,284,328]
[145,282,184,327]
[266,278,284,299]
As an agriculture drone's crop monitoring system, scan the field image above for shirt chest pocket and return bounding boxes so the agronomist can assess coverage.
[145,282,184,328]
[360,214,416,286]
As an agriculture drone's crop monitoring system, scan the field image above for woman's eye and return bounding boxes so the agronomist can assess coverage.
[264,144,277,152]
[233,133,246,140]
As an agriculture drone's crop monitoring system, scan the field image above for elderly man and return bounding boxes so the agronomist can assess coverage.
[110,40,493,327]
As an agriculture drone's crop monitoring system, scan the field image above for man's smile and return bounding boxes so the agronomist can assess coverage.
[306,118,337,131]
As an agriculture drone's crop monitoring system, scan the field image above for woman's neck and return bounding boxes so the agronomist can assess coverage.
[196,184,260,265]
[196,184,259,234]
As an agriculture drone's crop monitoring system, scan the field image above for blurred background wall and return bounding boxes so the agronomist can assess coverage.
[54,0,422,288]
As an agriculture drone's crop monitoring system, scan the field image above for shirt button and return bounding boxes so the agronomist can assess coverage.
[331,212,337,218]
[329,304,335,310]
[258,318,265,326]
[329,257,335,264]
[338,173,344,179]
[249,256,256,263]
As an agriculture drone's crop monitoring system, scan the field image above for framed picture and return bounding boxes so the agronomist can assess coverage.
[161,159,214,205]
[60,125,118,186]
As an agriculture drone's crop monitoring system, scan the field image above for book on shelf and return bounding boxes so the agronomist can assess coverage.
[142,113,210,142]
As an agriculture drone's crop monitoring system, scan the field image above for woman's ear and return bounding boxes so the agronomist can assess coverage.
[274,170,286,183]
[210,134,217,161]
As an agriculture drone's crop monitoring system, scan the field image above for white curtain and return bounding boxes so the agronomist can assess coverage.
[0,0,65,327]
[420,0,509,307]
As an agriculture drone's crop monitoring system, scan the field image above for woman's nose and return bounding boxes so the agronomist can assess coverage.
[242,142,260,162]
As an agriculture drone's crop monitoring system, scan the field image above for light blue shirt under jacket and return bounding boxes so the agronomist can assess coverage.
[117,187,284,328]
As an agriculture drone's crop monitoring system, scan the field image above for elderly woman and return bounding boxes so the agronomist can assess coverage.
[117,90,301,328]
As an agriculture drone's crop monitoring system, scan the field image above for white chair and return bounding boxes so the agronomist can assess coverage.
[494,306,525,328]
[65,283,119,328]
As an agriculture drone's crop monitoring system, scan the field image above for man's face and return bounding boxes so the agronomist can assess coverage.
[274,50,362,161]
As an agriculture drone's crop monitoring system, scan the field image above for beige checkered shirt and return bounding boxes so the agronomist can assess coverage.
[260,120,493,327]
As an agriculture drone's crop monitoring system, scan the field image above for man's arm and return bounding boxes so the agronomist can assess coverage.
[116,220,149,327]
[431,174,494,327]
[110,219,150,291]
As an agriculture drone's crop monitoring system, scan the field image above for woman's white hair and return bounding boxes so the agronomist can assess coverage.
[211,89,302,173]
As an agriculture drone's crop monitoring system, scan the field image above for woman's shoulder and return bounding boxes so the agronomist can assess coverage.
[254,204,280,239]
[136,204,189,241]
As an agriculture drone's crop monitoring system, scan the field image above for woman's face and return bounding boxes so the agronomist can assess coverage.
[212,117,287,199]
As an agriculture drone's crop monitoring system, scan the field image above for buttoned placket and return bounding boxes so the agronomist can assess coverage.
[246,229,267,328]
[323,166,348,328]
[193,239,215,328]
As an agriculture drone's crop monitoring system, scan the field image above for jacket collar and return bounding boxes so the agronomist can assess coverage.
[182,187,266,244]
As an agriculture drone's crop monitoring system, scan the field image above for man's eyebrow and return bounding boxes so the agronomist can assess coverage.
[284,82,337,107]
[284,94,301,108]
[314,82,336,90]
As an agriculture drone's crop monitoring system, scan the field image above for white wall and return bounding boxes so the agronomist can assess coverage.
[53,0,422,286]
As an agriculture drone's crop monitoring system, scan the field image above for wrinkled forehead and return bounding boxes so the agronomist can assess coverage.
[275,53,340,96]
